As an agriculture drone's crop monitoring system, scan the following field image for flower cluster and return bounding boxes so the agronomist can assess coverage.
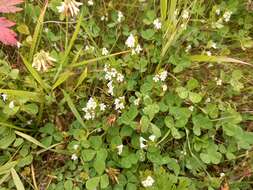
[82,97,106,120]
[57,0,83,17]
[104,65,124,96]
[0,93,7,102]
[153,70,168,82]
[32,50,56,72]
[213,10,233,29]
[141,176,155,187]
[125,34,143,55]
[114,96,125,112]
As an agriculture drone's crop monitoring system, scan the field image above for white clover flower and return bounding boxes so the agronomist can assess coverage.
[149,135,156,142]
[153,75,160,82]
[71,153,78,160]
[153,18,162,30]
[1,94,7,102]
[114,96,125,111]
[125,34,135,48]
[73,144,79,150]
[87,0,94,6]
[116,144,123,155]
[206,51,212,56]
[32,50,56,72]
[9,101,15,109]
[116,73,124,83]
[223,11,232,22]
[99,103,106,111]
[117,11,124,22]
[159,70,168,81]
[57,0,83,17]
[142,176,155,187]
[86,97,97,110]
[188,106,194,112]
[140,137,147,149]
[182,10,190,19]
[102,47,109,56]
[107,81,114,96]
[134,98,140,106]
[162,84,168,92]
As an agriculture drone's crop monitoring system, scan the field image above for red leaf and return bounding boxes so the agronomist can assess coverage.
[0,17,17,46]
[0,0,23,13]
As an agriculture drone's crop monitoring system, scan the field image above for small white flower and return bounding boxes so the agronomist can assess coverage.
[142,176,155,187]
[162,84,168,92]
[182,10,189,19]
[159,70,168,81]
[102,47,109,56]
[125,34,135,48]
[116,73,124,82]
[134,98,140,106]
[73,144,79,150]
[85,45,95,51]
[223,11,232,22]
[117,11,124,22]
[107,81,114,96]
[17,42,22,48]
[114,96,125,111]
[57,0,83,17]
[216,79,222,86]
[87,0,94,6]
[220,173,225,177]
[135,44,143,54]
[86,97,97,110]
[140,137,147,149]
[116,144,123,155]
[1,94,7,102]
[216,9,221,15]
[185,44,192,53]
[99,103,106,111]
[149,135,156,142]
[153,18,162,30]
[210,41,217,49]
[71,153,78,160]
[205,97,211,103]
[188,106,194,112]
[206,51,212,56]
[153,75,160,82]
[9,101,15,109]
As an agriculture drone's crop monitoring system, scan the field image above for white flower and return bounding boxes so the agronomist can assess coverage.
[188,106,194,112]
[117,11,124,22]
[153,75,160,82]
[182,10,189,19]
[153,18,162,30]
[205,97,211,103]
[84,110,95,120]
[216,79,222,86]
[73,144,79,150]
[9,101,15,109]
[107,81,114,96]
[162,84,168,92]
[159,70,168,81]
[134,98,140,106]
[17,42,21,48]
[149,135,156,142]
[116,73,124,82]
[114,96,125,111]
[57,0,83,17]
[206,51,212,56]
[216,9,221,15]
[71,153,78,160]
[223,11,232,22]
[85,45,95,51]
[32,50,56,72]
[142,176,155,187]
[87,0,94,6]
[125,34,135,48]
[134,44,143,55]
[220,173,225,177]
[1,94,7,102]
[116,144,123,155]
[185,44,192,53]
[210,41,217,49]
[99,103,106,111]
[86,97,97,110]
[102,47,109,56]
[140,137,147,149]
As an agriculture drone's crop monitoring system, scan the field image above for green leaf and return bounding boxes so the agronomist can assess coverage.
[176,87,188,99]
[0,127,16,149]
[140,115,150,132]
[186,78,199,90]
[52,71,74,90]
[143,103,160,120]
[100,174,109,189]
[141,29,155,40]
[21,103,39,115]
[94,157,105,175]
[89,136,102,150]
[11,168,25,190]
[81,149,96,161]
[160,0,167,20]
[0,161,17,175]
[192,114,213,130]
[188,92,202,103]
[86,177,100,190]
[74,67,88,90]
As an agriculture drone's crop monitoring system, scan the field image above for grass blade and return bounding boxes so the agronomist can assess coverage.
[0,161,17,175]
[20,55,51,92]
[0,122,33,132]
[62,90,87,132]
[189,55,253,67]
[52,71,74,90]
[160,0,167,20]
[0,172,10,186]
[11,168,25,190]
[74,67,87,90]
[29,0,48,62]
[0,89,43,103]
[15,131,47,149]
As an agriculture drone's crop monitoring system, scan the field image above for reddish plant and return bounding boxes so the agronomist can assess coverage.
[0,0,23,46]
